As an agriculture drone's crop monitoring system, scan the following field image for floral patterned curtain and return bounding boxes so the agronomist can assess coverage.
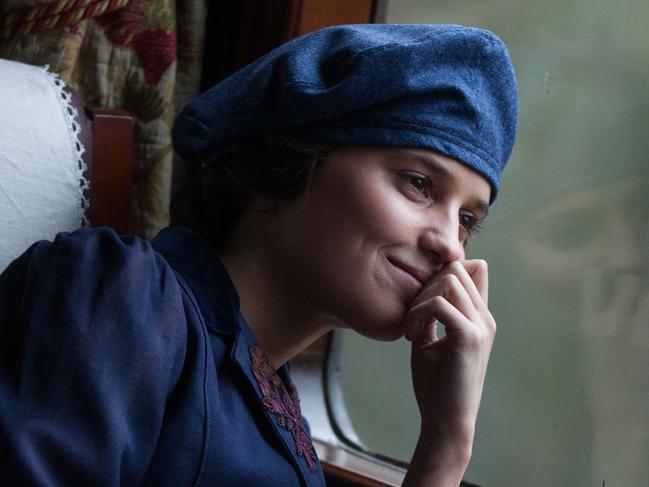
[0,0,207,238]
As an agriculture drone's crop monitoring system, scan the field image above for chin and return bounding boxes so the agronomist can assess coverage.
[369,328,405,342]
[339,290,409,341]
[351,312,406,342]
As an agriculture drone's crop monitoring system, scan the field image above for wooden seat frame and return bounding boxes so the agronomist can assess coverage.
[68,87,134,234]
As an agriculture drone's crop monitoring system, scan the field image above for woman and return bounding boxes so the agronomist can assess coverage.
[0,24,517,486]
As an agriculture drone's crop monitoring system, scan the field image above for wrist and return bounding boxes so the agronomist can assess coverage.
[418,425,473,469]
[420,416,475,453]
[402,425,474,487]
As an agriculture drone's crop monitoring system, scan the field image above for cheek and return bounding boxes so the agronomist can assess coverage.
[332,176,415,242]
[284,186,418,336]
[298,178,420,302]
[323,193,417,313]
[356,191,419,245]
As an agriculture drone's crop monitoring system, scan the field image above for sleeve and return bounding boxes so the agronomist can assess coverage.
[0,228,189,486]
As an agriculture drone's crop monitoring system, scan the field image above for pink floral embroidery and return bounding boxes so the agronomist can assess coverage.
[249,345,318,472]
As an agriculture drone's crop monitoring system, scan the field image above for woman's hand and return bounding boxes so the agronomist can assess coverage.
[402,259,496,486]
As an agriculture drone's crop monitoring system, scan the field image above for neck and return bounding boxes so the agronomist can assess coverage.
[221,218,336,369]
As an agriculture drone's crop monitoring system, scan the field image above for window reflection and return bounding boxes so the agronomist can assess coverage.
[516,178,649,485]
[337,0,649,485]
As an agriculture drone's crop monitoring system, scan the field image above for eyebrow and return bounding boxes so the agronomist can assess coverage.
[400,151,452,178]
[390,150,491,217]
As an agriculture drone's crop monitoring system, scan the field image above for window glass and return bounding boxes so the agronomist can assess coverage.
[338,1,649,485]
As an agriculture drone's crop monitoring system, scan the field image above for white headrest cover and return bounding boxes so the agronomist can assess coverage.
[0,58,88,272]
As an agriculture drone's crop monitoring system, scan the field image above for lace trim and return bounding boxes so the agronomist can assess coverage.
[249,345,318,472]
[41,65,90,227]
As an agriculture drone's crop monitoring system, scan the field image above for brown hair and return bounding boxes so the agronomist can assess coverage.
[170,136,336,247]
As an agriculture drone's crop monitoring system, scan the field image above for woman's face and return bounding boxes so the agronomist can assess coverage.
[266,146,491,340]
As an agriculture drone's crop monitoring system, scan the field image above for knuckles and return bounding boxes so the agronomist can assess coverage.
[441,272,461,289]
[472,259,488,275]
[429,295,447,310]
[472,315,497,348]
[447,260,465,274]
[461,324,495,352]
[485,313,497,333]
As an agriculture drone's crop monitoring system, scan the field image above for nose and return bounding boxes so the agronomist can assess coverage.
[418,212,465,264]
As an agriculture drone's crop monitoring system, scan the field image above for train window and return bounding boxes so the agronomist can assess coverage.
[335,0,649,485]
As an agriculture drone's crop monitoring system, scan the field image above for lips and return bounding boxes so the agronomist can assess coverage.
[387,257,431,287]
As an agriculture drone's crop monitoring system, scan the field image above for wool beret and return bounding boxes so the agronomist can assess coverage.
[173,23,518,201]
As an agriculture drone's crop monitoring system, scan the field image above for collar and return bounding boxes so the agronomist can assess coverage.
[151,226,321,480]
[150,226,292,381]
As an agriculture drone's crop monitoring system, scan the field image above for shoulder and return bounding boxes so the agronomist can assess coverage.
[0,226,189,380]
[21,226,168,283]
[0,227,205,483]
[8,226,179,300]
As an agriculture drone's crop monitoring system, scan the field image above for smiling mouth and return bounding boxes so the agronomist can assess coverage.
[387,257,429,287]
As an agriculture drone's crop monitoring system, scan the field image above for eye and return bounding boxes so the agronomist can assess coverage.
[460,211,484,238]
[400,172,433,199]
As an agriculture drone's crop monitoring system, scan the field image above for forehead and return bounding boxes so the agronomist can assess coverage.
[330,146,492,205]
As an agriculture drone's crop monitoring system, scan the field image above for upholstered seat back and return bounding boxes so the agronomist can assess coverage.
[0,58,88,271]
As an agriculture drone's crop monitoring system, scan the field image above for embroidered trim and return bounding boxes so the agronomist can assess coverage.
[41,65,90,227]
[249,345,318,472]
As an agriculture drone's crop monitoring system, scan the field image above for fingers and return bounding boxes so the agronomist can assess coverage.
[461,259,489,305]
[405,294,469,342]
[412,320,439,347]
[440,260,488,310]
[405,273,477,341]
[412,260,487,310]
[404,259,492,342]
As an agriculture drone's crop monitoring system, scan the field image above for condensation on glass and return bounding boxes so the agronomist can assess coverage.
[337,1,649,485]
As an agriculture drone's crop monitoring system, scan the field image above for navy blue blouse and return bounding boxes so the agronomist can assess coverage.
[0,226,325,486]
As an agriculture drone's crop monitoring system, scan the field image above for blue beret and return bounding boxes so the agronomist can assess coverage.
[173,24,518,201]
